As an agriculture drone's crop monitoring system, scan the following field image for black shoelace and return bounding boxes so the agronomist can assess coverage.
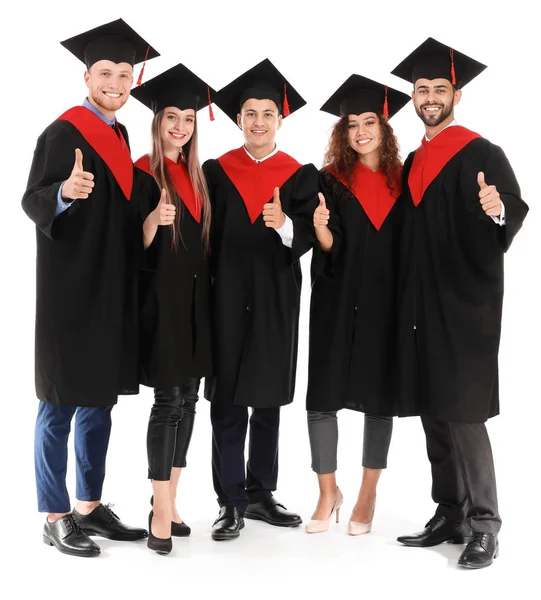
[101,503,120,525]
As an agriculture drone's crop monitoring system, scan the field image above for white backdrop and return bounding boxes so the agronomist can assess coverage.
[1,1,539,598]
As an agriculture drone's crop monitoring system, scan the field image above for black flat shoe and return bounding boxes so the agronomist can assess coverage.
[458,533,499,569]
[211,506,244,541]
[245,497,302,527]
[73,503,148,541]
[397,516,471,547]
[43,515,100,558]
[147,512,172,555]
[150,496,191,537]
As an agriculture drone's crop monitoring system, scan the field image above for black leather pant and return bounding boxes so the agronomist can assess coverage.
[147,378,199,481]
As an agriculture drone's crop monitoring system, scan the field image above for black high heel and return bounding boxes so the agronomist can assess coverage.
[147,511,172,555]
[150,496,191,537]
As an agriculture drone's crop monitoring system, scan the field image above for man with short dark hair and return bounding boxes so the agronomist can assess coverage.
[391,37,529,569]
[203,59,319,540]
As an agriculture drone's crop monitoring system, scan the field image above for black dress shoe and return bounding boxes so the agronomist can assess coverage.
[245,497,302,527]
[458,533,499,569]
[211,506,244,541]
[147,513,172,555]
[73,504,148,541]
[43,515,101,558]
[150,496,191,537]
[397,516,471,547]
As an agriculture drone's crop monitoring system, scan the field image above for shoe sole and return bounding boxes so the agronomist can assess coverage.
[83,529,148,541]
[397,536,469,547]
[43,535,100,558]
[244,512,302,528]
[211,521,245,541]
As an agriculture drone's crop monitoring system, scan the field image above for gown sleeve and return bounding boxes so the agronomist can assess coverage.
[21,122,82,240]
[460,141,528,252]
[288,163,319,263]
[311,169,343,278]
[134,167,162,271]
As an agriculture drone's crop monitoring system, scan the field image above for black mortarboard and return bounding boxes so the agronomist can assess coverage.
[60,18,159,70]
[215,58,306,124]
[131,63,216,120]
[391,37,486,89]
[320,74,410,119]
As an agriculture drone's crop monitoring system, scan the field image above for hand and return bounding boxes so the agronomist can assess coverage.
[61,149,95,200]
[313,193,330,229]
[478,172,502,217]
[150,189,176,226]
[263,187,286,229]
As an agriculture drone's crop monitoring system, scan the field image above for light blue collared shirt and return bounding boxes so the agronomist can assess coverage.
[55,99,117,216]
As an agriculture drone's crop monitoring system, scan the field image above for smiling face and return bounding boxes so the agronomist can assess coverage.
[160,106,195,157]
[347,112,382,160]
[412,78,461,129]
[84,60,133,118]
[237,98,282,155]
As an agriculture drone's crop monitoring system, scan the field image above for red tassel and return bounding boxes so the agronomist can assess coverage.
[283,83,290,117]
[207,86,215,121]
[136,45,151,86]
[383,85,389,118]
[450,48,457,86]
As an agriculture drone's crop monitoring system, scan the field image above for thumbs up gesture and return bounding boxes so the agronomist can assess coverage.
[62,149,95,200]
[478,172,502,217]
[313,192,330,229]
[263,187,286,229]
[150,189,176,226]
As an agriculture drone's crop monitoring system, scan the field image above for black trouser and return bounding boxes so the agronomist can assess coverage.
[421,415,501,535]
[147,378,199,481]
[211,403,280,514]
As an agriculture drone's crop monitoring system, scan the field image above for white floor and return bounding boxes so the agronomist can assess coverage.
[3,380,539,600]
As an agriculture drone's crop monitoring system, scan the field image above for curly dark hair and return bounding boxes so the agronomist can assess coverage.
[322,113,402,197]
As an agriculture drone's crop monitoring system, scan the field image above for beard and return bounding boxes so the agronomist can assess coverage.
[89,88,128,114]
[415,100,454,127]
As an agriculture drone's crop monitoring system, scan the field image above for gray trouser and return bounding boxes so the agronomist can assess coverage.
[422,415,501,534]
[307,411,393,474]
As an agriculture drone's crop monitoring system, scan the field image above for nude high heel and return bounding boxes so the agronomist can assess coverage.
[305,488,344,534]
[347,499,375,536]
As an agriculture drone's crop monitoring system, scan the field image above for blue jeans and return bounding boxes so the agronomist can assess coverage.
[34,401,113,513]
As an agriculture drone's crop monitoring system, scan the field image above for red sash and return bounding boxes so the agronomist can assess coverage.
[331,163,400,231]
[57,106,133,200]
[134,154,201,222]
[218,147,301,223]
[408,126,481,206]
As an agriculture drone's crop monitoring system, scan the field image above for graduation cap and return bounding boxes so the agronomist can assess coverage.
[131,63,217,120]
[215,58,306,124]
[320,74,410,119]
[391,37,487,89]
[60,18,159,84]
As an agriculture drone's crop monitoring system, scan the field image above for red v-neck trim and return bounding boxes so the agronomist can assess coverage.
[408,126,481,206]
[57,106,133,200]
[331,163,400,230]
[218,147,301,223]
[134,154,201,222]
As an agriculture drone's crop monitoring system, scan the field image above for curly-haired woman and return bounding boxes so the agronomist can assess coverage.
[304,76,411,535]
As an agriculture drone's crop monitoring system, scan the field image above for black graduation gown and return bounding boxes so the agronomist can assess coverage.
[397,136,529,423]
[202,157,318,408]
[22,116,150,407]
[136,169,213,388]
[306,170,409,416]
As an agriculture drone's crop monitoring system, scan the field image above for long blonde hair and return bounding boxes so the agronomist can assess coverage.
[149,110,211,253]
